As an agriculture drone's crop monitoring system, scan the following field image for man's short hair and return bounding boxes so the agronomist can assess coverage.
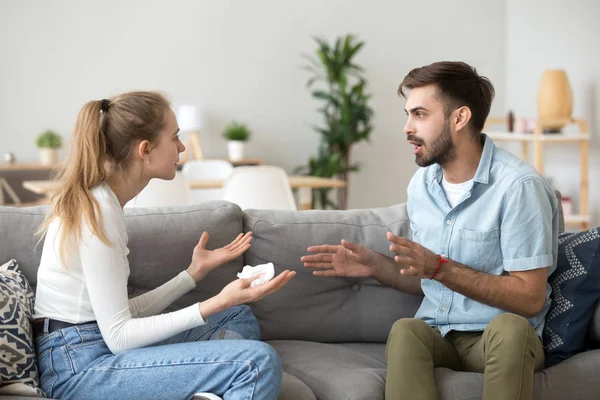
[399,61,495,133]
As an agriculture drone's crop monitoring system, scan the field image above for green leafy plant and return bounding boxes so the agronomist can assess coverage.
[36,130,62,149]
[297,34,374,209]
[222,122,251,141]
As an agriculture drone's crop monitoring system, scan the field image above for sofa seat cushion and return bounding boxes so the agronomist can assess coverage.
[435,349,600,400]
[279,372,316,400]
[272,340,600,400]
[269,340,387,400]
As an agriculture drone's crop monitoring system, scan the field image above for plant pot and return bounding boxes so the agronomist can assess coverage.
[537,69,573,132]
[227,141,246,161]
[39,148,58,165]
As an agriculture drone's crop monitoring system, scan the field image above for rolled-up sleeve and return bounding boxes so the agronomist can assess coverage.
[501,178,557,272]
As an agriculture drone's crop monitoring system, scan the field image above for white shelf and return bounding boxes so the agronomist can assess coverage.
[564,214,591,225]
[487,132,589,142]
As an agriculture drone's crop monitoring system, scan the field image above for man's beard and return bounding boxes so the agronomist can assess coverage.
[412,120,456,167]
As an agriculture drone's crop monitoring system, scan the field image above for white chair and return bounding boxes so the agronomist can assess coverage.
[125,172,191,208]
[222,166,297,210]
[181,159,234,204]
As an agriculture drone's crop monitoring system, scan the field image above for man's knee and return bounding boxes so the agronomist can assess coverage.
[485,313,534,347]
[387,318,438,364]
[388,318,433,343]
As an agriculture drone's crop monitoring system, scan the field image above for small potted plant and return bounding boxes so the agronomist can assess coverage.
[222,122,251,161]
[36,130,62,165]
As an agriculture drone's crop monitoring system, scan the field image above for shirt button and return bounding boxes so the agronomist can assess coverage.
[446,219,452,225]
[352,284,361,292]
[441,306,447,311]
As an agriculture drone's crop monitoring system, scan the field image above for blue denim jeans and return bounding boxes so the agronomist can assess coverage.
[35,305,282,400]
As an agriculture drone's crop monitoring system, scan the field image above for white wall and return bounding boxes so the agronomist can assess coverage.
[505,0,600,225]
[0,0,506,209]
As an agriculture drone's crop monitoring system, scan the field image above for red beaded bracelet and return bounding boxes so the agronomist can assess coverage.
[431,254,449,279]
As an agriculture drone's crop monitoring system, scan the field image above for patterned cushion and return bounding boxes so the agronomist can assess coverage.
[543,228,600,367]
[0,259,44,396]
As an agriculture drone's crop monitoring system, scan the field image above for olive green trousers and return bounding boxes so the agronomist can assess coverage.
[385,314,545,400]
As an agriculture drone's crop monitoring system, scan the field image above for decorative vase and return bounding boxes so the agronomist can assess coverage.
[227,141,245,161]
[39,148,57,165]
[537,69,573,133]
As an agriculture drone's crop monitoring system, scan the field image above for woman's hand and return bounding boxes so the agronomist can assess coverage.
[187,231,253,282]
[217,270,297,309]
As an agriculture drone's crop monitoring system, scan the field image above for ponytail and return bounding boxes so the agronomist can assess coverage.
[37,100,111,265]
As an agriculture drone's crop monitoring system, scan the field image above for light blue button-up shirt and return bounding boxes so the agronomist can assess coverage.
[408,134,558,338]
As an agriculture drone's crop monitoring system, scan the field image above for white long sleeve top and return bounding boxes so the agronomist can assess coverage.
[34,182,205,353]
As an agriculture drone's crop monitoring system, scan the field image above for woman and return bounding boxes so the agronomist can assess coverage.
[34,91,295,400]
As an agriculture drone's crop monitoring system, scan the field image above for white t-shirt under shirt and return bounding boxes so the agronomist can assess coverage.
[441,176,474,208]
[34,182,205,353]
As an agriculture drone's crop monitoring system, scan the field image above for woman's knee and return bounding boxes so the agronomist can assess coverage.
[218,305,261,340]
[237,305,261,340]
[256,342,282,369]
[245,342,282,385]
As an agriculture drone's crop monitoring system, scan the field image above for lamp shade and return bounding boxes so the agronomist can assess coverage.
[175,105,204,131]
[537,69,573,132]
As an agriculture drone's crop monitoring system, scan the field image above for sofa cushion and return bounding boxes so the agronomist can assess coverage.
[244,204,423,342]
[543,228,600,367]
[279,372,316,400]
[0,207,48,288]
[271,341,600,400]
[269,340,386,400]
[434,349,600,400]
[0,259,44,397]
[0,202,246,313]
[123,202,246,310]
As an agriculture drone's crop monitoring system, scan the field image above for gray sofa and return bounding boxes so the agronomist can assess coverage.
[1,201,599,400]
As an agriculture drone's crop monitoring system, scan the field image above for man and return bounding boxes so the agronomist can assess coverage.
[301,61,558,400]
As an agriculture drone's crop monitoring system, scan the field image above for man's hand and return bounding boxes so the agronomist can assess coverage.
[387,232,439,279]
[187,231,253,282]
[302,240,379,277]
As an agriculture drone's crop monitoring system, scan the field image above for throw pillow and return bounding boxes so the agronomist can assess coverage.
[543,228,600,367]
[0,259,44,397]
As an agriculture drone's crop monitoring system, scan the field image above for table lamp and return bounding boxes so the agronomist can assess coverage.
[175,105,205,162]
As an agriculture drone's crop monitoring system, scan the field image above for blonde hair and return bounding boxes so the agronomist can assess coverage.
[38,91,171,265]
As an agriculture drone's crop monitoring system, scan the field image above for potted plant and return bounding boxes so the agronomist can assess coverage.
[296,34,374,209]
[222,122,251,161]
[36,130,62,165]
